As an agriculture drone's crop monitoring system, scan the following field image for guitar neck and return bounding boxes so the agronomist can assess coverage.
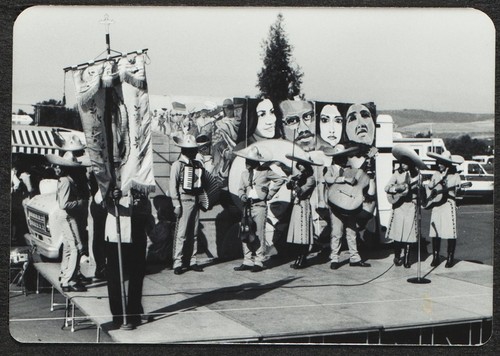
[429,183,464,199]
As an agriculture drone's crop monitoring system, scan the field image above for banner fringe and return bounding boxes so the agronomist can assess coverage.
[76,85,100,107]
[101,75,121,88]
[122,74,148,90]
[130,181,156,194]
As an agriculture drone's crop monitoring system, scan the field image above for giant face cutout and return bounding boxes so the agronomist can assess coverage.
[254,99,277,140]
[280,100,315,152]
[319,105,343,147]
[345,104,375,145]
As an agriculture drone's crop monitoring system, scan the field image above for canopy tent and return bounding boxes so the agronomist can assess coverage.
[11,125,86,155]
[12,114,34,125]
[171,101,187,115]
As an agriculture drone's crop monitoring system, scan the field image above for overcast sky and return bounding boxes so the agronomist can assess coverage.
[12,6,495,114]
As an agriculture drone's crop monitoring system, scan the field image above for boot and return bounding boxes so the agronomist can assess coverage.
[290,255,301,269]
[430,238,441,267]
[290,255,307,269]
[393,242,403,266]
[403,244,411,268]
[445,239,456,268]
[296,254,307,269]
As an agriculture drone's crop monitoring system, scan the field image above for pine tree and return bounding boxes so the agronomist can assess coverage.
[257,14,304,103]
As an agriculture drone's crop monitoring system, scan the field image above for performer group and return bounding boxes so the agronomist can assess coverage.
[23,92,466,329]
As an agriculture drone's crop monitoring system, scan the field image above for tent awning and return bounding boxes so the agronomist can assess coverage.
[11,125,86,155]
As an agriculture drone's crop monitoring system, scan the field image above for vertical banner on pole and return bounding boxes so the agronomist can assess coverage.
[71,53,156,200]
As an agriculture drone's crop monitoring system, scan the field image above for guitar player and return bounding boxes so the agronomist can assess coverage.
[384,153,421,268]
[324,145,371,270]
[426,151,463,268]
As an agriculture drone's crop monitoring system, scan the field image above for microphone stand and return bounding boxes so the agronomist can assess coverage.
[408,171,431,284]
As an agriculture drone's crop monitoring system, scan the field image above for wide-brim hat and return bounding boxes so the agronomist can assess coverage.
[428,151,464,165]
[173,134,199,148]
[451,154,464,164]
[392,144,429,170]
[196,135,211,146]
[77,154,92,167]
[324,144,359,157]
[52,129,86,151]
[46,151,90,167]
[234,145,273,162]
[223,98,234,109]
[233,98,246,108]
[285,153,323,166]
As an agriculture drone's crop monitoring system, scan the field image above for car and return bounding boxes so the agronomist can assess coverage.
[472,155,494,174]
[23,179,65,260]
[457,160,494,201]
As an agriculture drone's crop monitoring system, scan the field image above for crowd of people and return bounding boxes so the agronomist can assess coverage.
[13,97,466,329]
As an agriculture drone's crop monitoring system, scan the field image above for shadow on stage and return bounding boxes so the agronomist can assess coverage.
[144,277,300,323]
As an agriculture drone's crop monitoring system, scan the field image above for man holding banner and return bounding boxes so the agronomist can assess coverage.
[70,52,155,328]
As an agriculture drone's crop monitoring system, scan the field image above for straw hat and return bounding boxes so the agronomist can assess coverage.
[285,153,323,166]
[52,129,86,151]
[172,134,199,148]
[392,144,428,170]
[46,151,90,167]
[196,135,211,146]
[234,145,273,162]
[428,151,464,166]
[324,144,359,157]
[77,154,92,167]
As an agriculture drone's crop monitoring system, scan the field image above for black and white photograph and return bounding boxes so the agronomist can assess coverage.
[8,5,494,345]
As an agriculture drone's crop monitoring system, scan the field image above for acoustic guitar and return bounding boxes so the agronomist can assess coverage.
[386,184,410,205]
[423,181,472,209]
[327,147,378,215]
[386,173,418,205]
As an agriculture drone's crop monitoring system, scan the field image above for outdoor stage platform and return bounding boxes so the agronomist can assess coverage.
[32,250,492,344]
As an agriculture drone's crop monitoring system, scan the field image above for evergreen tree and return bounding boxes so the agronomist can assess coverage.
[257,14,304,103]
[444,134,489,159]
[36,99,82,130]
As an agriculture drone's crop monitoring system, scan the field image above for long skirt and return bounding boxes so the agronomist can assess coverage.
[429,199,457,240]
[286,199,313,245]
[386,201,418,243]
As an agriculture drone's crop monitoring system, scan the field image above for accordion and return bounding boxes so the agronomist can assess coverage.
[199,171,222,212]
[182,165,203,194]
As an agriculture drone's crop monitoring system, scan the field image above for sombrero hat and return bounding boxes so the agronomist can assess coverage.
[234,145,273,162]
[428,151,464,166]
[172,134,199,148]
[196,135,211,146]
[52,129,86,151]
[46,151,90,167]
[285,153,323,166]
[77,154,92,167]
[324,144,359,157]
[451,154,464,164]
[392,144,429,170]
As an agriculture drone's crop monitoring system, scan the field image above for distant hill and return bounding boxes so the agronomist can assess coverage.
[379,109,494,139]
